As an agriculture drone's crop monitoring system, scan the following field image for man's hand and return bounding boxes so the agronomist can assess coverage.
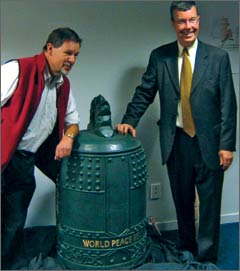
[218,150,234,170]
[54,135,74,160]
[116,124,136,137]
[54,124,79,160]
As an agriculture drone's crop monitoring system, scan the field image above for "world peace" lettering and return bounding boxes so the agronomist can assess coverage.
[82,232,142,249]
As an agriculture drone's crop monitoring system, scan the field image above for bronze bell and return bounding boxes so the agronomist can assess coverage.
[56,95,149,269]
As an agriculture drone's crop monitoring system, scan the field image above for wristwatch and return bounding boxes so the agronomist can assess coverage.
[65,133,75,139]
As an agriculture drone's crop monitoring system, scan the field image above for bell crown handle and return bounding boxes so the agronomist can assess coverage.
[87,95,114,138]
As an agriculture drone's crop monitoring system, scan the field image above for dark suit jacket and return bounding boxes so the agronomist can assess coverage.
[122,40,237,170]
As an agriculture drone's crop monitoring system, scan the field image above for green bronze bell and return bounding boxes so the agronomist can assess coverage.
[56,95,149,269]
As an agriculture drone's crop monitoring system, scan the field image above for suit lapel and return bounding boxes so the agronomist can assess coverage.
[163,41,208,95]
[165,42,180,94]
[191,41,209,94]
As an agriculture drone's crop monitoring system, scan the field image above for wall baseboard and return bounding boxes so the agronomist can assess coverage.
[157,220,178,232]
[220,213,239,224]
[156,212,239,232]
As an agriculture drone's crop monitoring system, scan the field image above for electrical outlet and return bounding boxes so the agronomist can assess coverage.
[150,183,161,199]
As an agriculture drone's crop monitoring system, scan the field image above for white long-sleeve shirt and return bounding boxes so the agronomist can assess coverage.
[1,60,80,152]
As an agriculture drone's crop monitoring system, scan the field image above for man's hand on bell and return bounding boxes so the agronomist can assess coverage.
[116,123,136,138]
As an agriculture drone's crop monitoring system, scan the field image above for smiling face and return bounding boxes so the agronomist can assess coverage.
[172,6,200,47]
[45,40,80,76]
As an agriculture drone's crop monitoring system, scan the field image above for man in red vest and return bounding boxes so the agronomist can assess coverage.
[1,27,82,269]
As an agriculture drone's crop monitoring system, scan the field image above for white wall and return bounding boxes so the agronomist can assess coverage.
[1,0,239,230]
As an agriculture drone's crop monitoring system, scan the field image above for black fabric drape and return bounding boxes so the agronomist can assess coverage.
[7,222,218,270]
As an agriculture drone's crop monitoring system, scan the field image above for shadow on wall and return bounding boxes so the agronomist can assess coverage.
[25,168,56,227]
[112,66,146,126]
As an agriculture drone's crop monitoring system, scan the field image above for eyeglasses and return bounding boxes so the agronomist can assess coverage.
[175,17,199,26]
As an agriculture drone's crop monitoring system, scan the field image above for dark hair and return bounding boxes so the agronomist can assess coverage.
[170,1,199,21]
[43,27,82,51]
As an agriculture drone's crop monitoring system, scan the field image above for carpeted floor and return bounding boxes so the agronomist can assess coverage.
[218,222,239,270]
[161,222,239,270]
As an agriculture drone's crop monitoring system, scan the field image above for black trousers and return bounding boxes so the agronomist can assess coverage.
[1,150,36,269]
[166,128,224,263]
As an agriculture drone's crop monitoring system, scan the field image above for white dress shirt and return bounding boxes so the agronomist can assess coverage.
[1,60,80,152]
[176,39,198,128]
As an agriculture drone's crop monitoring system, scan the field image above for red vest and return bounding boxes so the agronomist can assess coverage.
[1,52,70,173]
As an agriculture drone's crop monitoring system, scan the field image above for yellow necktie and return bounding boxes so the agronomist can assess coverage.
[180,48,195,137]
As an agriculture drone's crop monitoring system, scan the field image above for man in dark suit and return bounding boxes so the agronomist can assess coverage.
[116,1,237,264]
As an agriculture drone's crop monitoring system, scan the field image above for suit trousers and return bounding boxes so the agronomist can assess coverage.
[166,127,224,263]
[1,150,36,269]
